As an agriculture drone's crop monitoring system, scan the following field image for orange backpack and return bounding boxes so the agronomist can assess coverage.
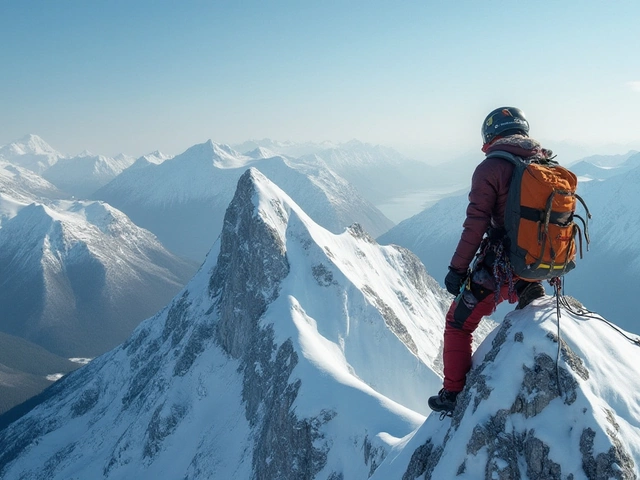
[486,151,591,281]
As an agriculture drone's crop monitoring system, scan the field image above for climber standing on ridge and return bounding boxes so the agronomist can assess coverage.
[428,107,549,415]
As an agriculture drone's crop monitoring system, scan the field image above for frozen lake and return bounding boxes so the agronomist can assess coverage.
[376,184,467,224]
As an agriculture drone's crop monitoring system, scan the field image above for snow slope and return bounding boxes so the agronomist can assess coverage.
[372,296,640,479]
[0,168,450,480]
[300,140,438,206]
[0,161,66,217]
[94,140,394,261]
[379,157,640,334]
[571,151,640,181]
[559,162,640,333]
[0,134,64,174]
[235,138,454,222]
[125,150,173,171]
[42,151,135,198]
[0,199,197,357]
[378,192,469,286]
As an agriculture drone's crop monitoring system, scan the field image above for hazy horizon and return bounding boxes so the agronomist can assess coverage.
[2,2,639,161]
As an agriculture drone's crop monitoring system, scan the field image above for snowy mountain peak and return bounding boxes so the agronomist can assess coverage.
[42,150,136,198]
[246,146,277,159]
[10,134,58,155]
[0,161,66,210]
[77,149,94,157]
[0,135,64,173]
[0,166,449,479]
[141,150,171,163]
[0,197,196,357]
[343,138,365,148]
[93,140,394,261]
[174,140,250,169]
[372,297,640,479]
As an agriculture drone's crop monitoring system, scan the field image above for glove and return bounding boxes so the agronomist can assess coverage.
[444,267,467,296]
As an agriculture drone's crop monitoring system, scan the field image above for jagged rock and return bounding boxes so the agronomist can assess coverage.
[370,298,640,480]
[0,168,449,479]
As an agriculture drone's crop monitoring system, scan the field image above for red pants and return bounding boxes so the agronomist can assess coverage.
[443,282,512,392]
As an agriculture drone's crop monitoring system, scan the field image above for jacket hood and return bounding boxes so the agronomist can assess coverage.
[485,135,553,160]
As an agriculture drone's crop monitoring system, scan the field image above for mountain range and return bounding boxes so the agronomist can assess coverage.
[93,140,394,262]
[2,133,640,478]
[571,151,640,181]
[41,151,136,198]
[2,169,638,479]
[0,168,452,479]
[235,139,464,217]
[0,134,64,174]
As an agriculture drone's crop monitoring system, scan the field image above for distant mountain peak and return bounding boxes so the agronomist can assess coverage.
[176,140,250,169]
[0,135,63,173]
[6,134,57,154]
[77,149,94,157]
[342,138,365,148]
[246,146,277,159]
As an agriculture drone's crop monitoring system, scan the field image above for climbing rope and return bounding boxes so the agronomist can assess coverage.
[549,277,564,397]
[550,276,640,399]
[557,278,640,347]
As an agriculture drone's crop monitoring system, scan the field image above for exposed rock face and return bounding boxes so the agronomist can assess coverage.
[208,171,331,478]
[94,141,394,262]
[210,170,290,358]
[0,168,446,479]
[389,308,638,480]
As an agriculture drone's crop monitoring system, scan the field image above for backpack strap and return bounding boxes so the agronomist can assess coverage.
[485,150,523,166]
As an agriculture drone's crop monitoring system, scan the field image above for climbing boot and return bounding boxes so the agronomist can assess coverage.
[428,388,459,414]
[516,281,546,310]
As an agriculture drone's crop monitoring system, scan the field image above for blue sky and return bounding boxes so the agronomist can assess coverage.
[1,1,639,160]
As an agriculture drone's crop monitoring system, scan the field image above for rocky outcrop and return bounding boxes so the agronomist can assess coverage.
[0,168,446,480]
[393,307,638,480]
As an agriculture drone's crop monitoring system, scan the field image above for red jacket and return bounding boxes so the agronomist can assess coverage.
[449,136,552,273]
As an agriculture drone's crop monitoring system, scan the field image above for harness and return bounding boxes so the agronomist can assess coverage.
[473,231,518,304]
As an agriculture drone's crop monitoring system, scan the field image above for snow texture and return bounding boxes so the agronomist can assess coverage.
[0,168,450,479]
[372,296,640,480]
[0,198,196,356]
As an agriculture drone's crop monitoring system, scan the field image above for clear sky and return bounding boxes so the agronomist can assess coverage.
[1,1,639,160]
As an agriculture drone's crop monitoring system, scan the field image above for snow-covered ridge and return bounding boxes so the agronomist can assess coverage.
[372,296,640,479]
[41,151,136,198]
[0,134,60,157]
[0,167,450,479]
[0,197,196,357]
